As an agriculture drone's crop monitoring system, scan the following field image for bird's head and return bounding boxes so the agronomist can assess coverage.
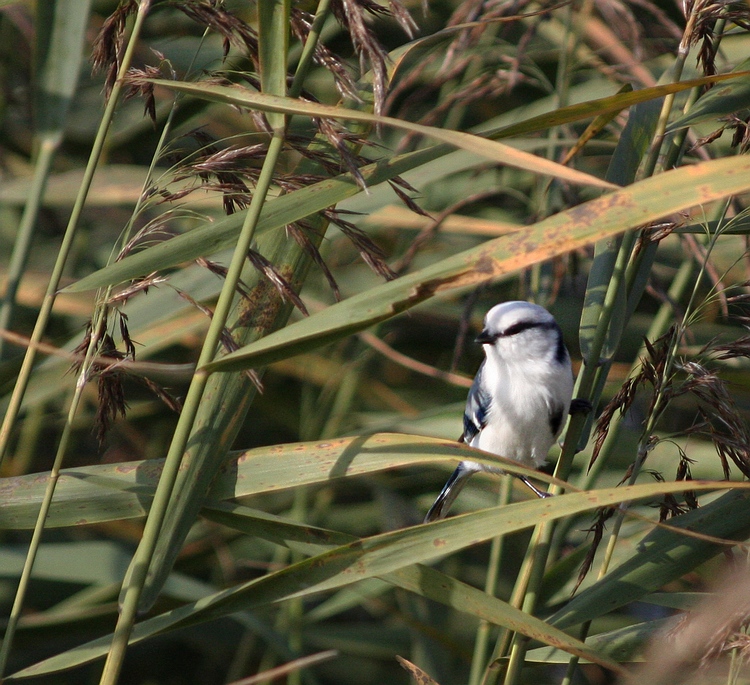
[476,301,566,366]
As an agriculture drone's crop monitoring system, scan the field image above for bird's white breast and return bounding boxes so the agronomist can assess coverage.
[472,354,572,468]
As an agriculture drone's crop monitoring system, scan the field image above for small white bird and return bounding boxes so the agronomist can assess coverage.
[425,301,575,522]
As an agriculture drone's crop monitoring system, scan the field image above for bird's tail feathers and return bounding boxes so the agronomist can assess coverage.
[424,461,486,522]
[424,462,553,522]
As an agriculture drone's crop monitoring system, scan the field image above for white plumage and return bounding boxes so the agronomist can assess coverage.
[425,301,574,522]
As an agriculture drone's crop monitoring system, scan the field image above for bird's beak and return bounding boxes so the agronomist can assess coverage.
[475,329,495,344]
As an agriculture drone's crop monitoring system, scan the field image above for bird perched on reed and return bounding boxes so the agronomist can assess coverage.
[425,301,575,522]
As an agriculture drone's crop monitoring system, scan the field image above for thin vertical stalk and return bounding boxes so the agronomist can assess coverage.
[288,0,332,99]
[544,245,696,565]
[579,254,695,492]
[638,7,700,181]
[136,0,339,614]
[0,0,153,466]
[579,260,702,582]
[0,1,152,674]
[0,0,92,360]
[100,131,286,685]
[5,401,44,478]
[0,310,107,675]
[0,139,58,361]
[286,488,309,685]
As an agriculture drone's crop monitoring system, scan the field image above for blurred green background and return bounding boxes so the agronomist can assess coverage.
[1,1,750,684]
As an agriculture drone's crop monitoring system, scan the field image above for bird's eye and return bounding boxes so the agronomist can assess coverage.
[501,321,541,337]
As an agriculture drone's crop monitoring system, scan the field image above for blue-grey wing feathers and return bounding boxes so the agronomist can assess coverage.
[462,361,490,444]
[425,365,492,523]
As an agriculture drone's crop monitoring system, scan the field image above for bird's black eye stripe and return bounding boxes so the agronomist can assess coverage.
[500,320,556,337]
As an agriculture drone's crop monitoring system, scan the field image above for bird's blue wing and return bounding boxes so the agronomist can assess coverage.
[462,361,491,443]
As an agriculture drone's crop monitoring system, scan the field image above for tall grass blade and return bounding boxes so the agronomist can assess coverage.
[206,154,750,372]
[146,79,616,190]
